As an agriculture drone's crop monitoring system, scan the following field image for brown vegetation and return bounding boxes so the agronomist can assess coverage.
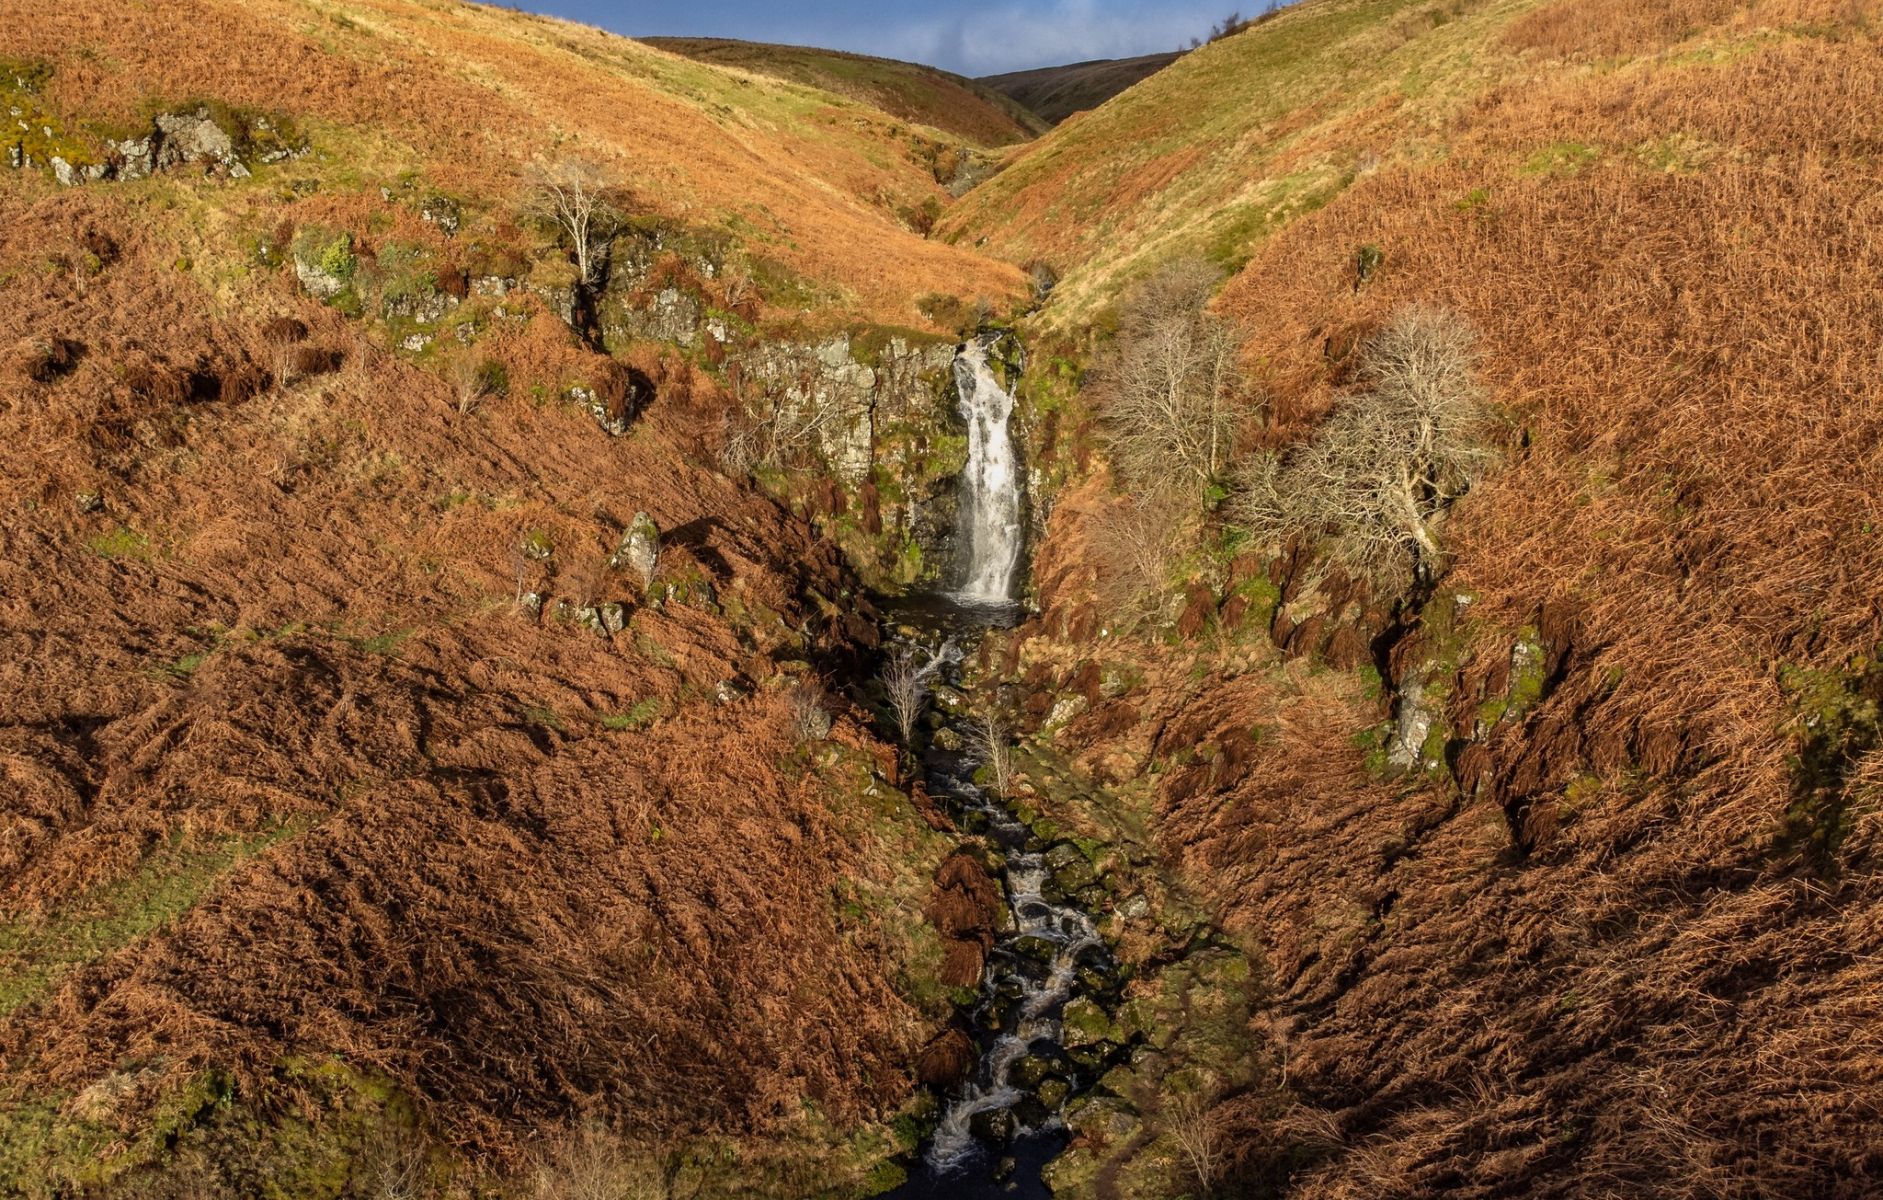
[0,170,936,1188]
[996,0,1883,1195]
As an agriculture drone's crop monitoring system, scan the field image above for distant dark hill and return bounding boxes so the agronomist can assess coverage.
[646,36,1049,147]
[978,52,1183,125]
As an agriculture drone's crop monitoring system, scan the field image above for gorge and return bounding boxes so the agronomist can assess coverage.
[3,1,1881,1198]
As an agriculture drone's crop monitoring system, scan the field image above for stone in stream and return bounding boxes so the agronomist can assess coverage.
[1008,934,1058,964]
[1010,1050,1067,1091]
[1066,1044,1110,1071]
[1077,964,1122,997]
[970,1106,1016,1145]
[1045,842,1098,892]
[1061,997,1122,1048]
[1036,1078,1071,1110]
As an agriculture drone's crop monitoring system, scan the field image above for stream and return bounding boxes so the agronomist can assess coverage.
[880,339,1118,1197]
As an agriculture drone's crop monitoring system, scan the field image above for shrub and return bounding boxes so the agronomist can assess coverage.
[1232,306,1495,585]
[1092,258,1253,496]
[450,355,508,415]
[787,681,833,744]
[1090,490,1193,629]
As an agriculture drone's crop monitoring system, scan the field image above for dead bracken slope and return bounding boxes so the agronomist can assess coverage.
[0,178,946,1190]
[986,0,1883,1195]
[0,1,1000,1191]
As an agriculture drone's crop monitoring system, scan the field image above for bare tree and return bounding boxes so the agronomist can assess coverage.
[970,709,1015,799]
[1094,258,1251,495]
[450,355,504,416]
[881,647,931,749]
[1167,1093,1227,1196]
[528,157,618,289]
[357,1125,431,1200]
[1233,306,1494,585]
[531,1124,672,1200]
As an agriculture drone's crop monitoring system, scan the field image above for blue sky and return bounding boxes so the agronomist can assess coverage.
[522,1,1251,77]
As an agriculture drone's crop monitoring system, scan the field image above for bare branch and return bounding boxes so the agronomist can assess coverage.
[527,157,619,289]
[1093,258,1258,494]
[1232,306,1495,586]
[969,708,1014,799]
[880,647,932,749]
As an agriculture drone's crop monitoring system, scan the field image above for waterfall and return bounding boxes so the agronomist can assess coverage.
[952,338,1023,605]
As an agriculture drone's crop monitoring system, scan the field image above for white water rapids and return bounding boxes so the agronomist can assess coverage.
[924,792,1104,1174]
[952,339,1023,605]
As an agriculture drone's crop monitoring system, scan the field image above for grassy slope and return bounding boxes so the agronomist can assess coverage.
[0,0,1009,1194]
[976,52,1183,125]
[646,37,1050,147]
[980,0,1883,1195]
[947,0,1544,322]
[3,0,1023,328]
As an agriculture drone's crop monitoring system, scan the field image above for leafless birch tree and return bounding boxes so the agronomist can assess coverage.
[1234,306,1495,584]
[1095,258,1251,494]
[970,709,1015,799]
[881,647,931,749]
[529,157,617,289]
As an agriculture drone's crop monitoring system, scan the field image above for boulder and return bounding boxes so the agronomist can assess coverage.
[1044,842,1098,893]
[969,1106,1016,1145]
[1061,997,1121,1048]
[613,513,661,587]
[153,111,247,177]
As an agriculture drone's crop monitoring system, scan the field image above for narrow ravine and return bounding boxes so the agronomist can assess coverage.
[881,339,1119,1197]
[885,659,1119,1198]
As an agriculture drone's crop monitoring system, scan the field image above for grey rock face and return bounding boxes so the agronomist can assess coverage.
[294,256,348,303]
[1387,676,1437,772]
[613,513,661,588]
[383,291,455,325]
[153,111,248,177]
[736,334,955,484]
[419,194,461,236]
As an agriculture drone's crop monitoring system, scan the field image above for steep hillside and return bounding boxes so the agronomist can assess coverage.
[977,52,1182,125]
[646,37,1049,148]
[0,1,1025,1195]
[949,0,1559,320]
[958,0,1883,1195]
[3,0,1022,326]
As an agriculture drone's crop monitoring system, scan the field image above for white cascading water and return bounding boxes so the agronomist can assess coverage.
[952,339,1023,604]
[924,799,1104,1173]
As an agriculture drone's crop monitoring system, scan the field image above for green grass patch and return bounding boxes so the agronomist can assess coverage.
[86,525,151,560]
[1523,140,1601,177]
[0,825,300,1017]
[601,698,665,731]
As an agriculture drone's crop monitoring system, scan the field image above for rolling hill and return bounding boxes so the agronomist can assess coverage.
[977,52,1182,125]
[647,37,1050,147]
